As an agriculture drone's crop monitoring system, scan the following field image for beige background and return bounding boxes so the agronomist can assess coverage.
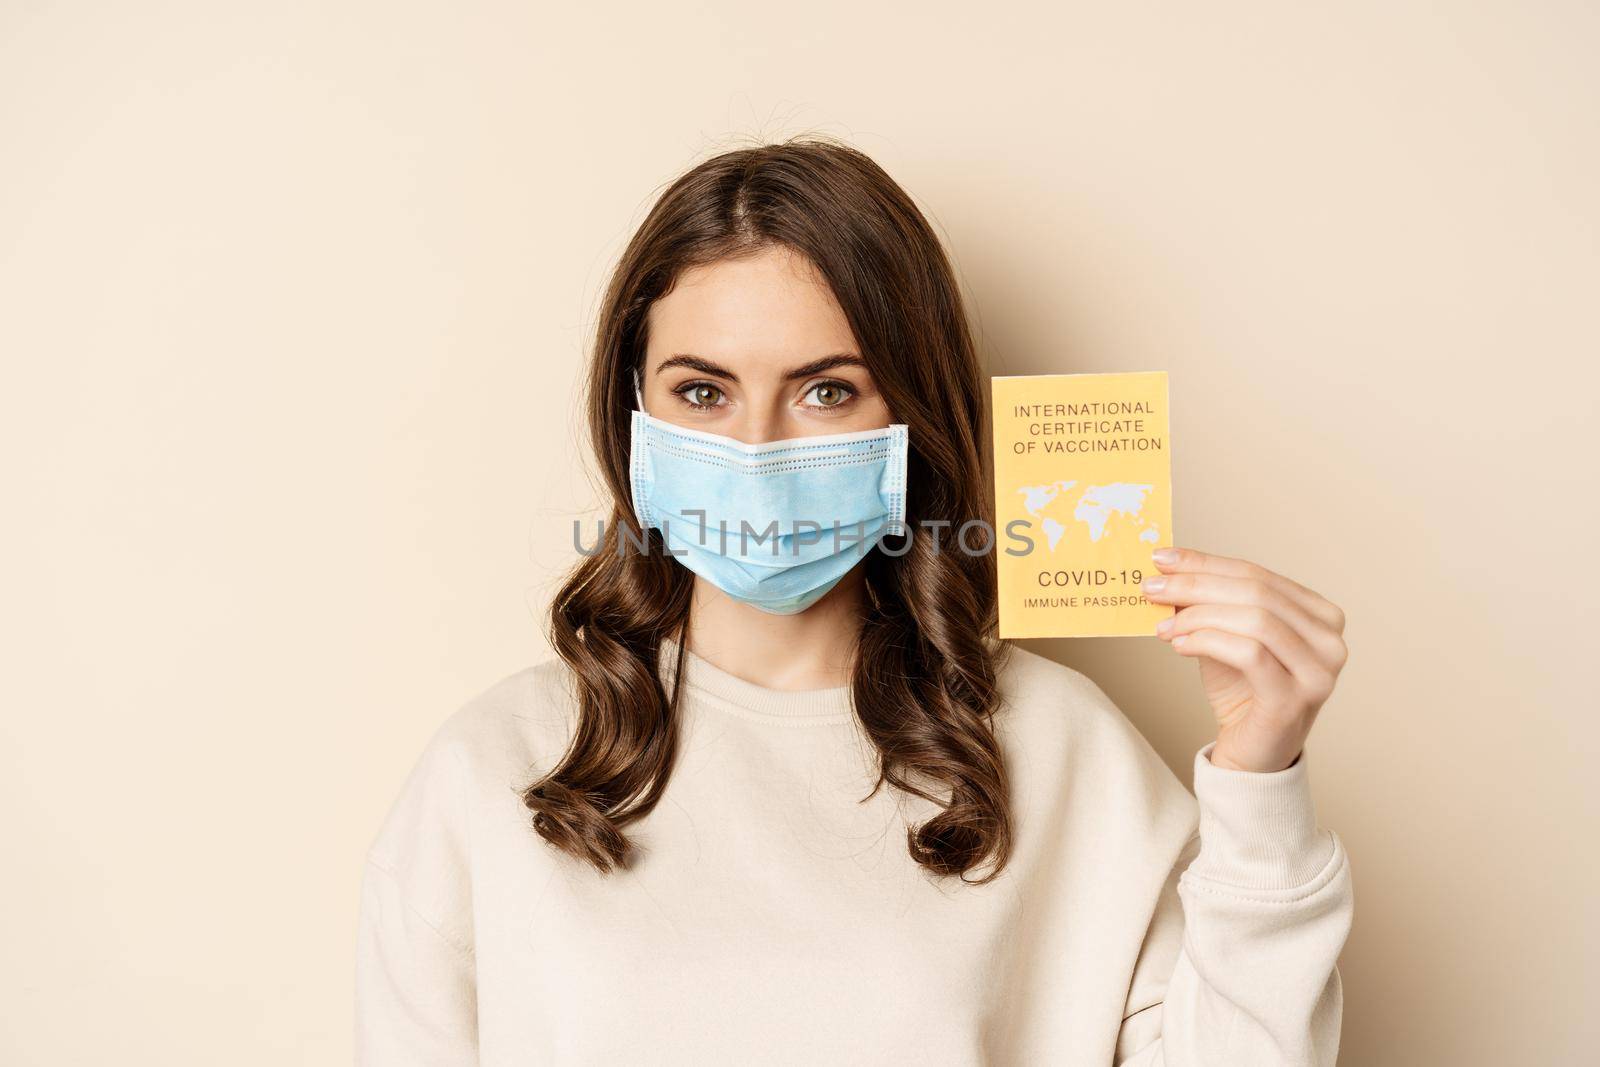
[3,2,1594,1063]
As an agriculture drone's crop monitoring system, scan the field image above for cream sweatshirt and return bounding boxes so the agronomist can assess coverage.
[354,640,1353,1065]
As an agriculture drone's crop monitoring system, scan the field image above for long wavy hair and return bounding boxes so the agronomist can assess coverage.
[523,136,1013,883]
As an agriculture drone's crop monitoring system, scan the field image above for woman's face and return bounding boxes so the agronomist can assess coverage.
[640,245,892,443]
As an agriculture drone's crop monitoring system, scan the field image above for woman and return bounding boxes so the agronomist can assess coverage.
[354,138,1353,1065]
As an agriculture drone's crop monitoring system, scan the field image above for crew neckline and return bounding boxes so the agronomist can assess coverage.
[659,637,856,723]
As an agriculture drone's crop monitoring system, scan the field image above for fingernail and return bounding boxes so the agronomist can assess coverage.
[1152,547,1178,565]
[1143,576,1167,593]
[1155,618,1173,636]
[1171,634,1188,648]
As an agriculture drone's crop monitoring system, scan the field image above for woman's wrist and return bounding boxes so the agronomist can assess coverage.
[1208,742,1303,774]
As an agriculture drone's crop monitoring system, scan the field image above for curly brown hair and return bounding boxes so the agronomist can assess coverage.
[522,136,1014,883]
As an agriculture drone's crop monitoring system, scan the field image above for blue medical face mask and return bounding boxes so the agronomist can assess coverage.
[627,373,909,615]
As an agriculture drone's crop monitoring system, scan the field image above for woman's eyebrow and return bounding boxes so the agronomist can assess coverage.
[655,352,867,382]
[656,354,738,380]
[783,353,867,380]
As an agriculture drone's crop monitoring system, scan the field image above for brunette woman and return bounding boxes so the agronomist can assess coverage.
[355,138,1353,1066]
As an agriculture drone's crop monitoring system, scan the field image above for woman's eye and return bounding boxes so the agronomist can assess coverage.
[802,381,854,409]
[677,383,727,409]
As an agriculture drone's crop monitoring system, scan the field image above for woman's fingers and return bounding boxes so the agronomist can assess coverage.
[1144,569,1346,671]
[1177,627,1299,726]
[1153,547,1345,636]
[1164,604,1337,703]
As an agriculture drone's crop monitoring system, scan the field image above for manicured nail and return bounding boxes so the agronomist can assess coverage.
[1155,618,1173,637]
[1152,547,1178,565]
[1143,576,1167,593]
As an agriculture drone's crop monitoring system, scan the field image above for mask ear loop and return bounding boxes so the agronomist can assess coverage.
[627,366,655,534]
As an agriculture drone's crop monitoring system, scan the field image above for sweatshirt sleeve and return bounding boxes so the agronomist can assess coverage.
[1115,741,1354,1067]
[355,860,479,1064]
[354,721,480,1065]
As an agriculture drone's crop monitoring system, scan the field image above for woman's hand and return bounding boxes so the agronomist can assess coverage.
[1142,547,1348,774]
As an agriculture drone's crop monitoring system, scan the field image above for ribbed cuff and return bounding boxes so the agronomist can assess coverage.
[1188,740,1335,891]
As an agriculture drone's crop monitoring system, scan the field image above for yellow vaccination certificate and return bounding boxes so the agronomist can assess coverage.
[991,371,1174,638]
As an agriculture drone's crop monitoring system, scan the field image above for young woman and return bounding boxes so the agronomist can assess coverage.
[355,139,1354,1065]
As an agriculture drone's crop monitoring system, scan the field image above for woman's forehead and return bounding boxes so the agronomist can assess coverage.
[644,249,857,377]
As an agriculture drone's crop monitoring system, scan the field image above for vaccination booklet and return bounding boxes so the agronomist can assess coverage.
[991,371,1175,638]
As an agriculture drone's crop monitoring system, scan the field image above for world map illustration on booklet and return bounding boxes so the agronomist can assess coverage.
[991,371,1175,638]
